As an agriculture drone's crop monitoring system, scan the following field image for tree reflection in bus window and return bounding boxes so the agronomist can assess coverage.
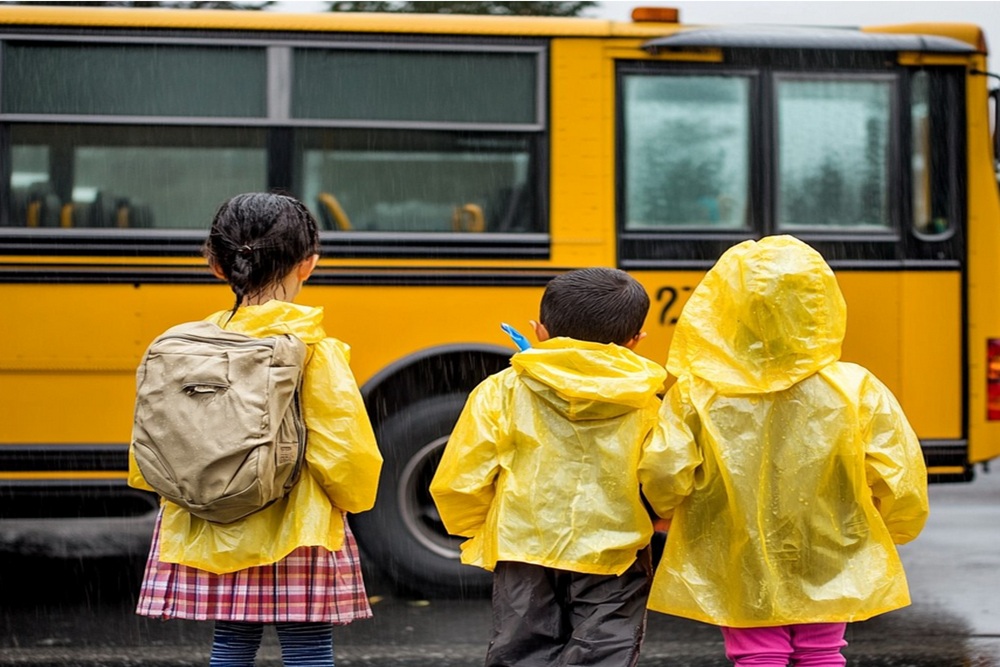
[7,125,267,229]
[776,76,892,230]
[622,74,751,230]
[297,130,536,234]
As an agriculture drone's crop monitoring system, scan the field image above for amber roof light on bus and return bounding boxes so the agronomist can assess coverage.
[631,7,680,23]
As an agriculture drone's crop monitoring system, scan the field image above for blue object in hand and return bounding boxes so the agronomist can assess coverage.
[501,323,531,351]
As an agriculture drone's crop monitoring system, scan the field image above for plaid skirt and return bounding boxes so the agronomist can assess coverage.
[136,511,373,624]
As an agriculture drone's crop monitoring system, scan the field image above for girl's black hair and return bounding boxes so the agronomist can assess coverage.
[204,192,321,319]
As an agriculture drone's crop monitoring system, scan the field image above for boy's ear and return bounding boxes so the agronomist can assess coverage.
[623,331,647,350]
[531,320,550,342]
[297,253,320,281]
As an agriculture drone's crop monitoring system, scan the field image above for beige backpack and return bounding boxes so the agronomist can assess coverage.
[131,320,307,524]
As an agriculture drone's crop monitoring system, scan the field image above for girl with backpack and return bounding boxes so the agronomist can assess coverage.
[128,192,383,667]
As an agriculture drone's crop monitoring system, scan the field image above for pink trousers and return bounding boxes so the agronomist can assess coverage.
[720,623,847,666]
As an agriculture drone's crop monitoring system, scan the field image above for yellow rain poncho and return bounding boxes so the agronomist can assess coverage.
[430,338,667,576]
[128,300,383,574]
[641,235,929,627]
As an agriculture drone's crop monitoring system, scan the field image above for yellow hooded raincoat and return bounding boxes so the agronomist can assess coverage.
[128,301,383,574]
[430,338,667,576]
[641,235,929,627]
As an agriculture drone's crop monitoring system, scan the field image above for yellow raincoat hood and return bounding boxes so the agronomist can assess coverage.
[129,300,383,574]
[513,338,668,419]
[667,234,846,394]
[642,236,929,627]
[431,338,667,576]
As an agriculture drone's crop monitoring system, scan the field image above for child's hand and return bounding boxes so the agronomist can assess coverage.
[500,323,531,351]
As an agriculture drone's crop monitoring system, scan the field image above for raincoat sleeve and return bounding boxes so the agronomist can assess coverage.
[301,338,383,514]
[639,380,702,520]
[429,376,504,538]
[861,371,929,545]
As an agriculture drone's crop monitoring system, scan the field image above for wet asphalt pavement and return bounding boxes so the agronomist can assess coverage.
[1,469,999,666]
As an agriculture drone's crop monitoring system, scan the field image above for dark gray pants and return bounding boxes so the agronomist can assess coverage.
[484,550,652,667]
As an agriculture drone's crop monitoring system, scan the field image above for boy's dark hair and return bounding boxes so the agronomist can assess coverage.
[539,268,649,345]
[204,192,321,318]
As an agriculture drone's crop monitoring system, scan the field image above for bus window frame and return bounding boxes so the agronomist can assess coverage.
[0,30,552,260]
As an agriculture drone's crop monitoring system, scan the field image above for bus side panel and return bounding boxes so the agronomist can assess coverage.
[0,278,557,444]
[549,38,616,269]
[835,272,901,396]
[964,61,1000,464]
[0,281,227,444]
[305,281,544,382]
[900,271,963,440]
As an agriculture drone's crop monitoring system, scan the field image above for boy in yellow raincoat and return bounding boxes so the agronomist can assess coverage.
[641,235,929,666]
[430,267,668,667]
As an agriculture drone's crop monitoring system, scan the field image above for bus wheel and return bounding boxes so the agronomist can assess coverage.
[350,392,492,599]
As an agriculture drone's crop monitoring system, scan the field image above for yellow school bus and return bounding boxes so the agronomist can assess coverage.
[2,5,999,597]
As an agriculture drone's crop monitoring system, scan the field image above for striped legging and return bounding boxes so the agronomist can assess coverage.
[210,621,335,667]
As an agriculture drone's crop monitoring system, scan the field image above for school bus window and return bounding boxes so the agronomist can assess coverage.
[911,71,934,234]
[10,145,48,187]
[292,48,538,125]
[10,145,52,227]
[908,68,962,238]
[296,129,537,234]
[622,73,751,230]
[776,76,893,230]
[7,125,267,229]
[2,43,266,117]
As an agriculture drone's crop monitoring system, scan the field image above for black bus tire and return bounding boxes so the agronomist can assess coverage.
[350,392,493,599]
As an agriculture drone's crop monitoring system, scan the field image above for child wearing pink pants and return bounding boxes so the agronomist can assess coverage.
[641,237,929,666]
[721,624,848,666]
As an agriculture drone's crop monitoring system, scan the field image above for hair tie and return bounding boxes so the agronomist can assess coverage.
[238,244,254,258]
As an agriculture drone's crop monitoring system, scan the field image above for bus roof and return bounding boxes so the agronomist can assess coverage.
[644,25,979,55]
[0,5,986,53]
